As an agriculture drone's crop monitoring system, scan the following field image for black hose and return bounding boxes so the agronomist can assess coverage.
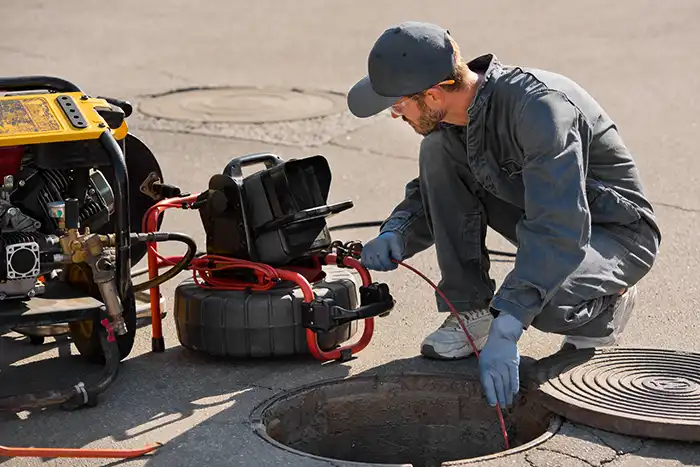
[130,232,197,292]
[99,132,132,302]
[328,221,517,258]
[0,319,120,412]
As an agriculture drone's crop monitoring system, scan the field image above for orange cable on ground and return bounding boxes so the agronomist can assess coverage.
[0,443,162,459]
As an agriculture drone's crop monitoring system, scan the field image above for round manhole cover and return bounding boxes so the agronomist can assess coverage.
[137,86,347,123]
[532,347,700,442]
[250,374,561,466]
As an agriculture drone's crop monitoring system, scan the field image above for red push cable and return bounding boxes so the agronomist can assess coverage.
[392,259,510,451]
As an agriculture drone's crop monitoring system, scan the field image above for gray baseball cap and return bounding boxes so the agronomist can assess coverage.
[347,21,456,118]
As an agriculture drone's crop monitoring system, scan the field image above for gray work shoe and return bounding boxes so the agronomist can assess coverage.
[420,308,493,359]
[561,284,638,350]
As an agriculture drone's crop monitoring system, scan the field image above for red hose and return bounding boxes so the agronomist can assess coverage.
[392,259,510,451]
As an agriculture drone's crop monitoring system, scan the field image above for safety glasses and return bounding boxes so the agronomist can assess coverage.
[390,79,455,116]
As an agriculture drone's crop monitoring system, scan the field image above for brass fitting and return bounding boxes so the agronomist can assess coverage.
[59,228,115,265]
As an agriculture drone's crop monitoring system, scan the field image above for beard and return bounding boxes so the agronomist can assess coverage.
[404,98,446,136]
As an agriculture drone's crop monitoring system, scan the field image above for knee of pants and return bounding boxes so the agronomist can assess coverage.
[418,129,467,185]
[529,291,618,336]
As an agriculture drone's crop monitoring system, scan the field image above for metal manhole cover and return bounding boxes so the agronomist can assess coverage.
[531,347,700,441]
[137,86,347,124]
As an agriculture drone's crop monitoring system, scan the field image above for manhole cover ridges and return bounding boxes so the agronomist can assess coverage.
[137,85,348,124]
[532,347,700,442]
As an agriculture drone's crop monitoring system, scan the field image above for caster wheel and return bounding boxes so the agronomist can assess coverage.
[29,335,45,346]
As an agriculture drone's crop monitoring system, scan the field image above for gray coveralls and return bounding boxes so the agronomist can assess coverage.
[380,54,662,338]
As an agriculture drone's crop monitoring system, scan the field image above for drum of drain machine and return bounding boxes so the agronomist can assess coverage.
[173,266,359,358]
[532,347,700,441]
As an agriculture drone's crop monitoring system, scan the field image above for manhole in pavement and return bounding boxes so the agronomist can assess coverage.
[532,347,700,442]
[137,86,347,123]
[250,374,561,467]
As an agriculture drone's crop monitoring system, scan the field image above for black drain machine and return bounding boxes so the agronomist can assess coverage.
[146,152,396,361]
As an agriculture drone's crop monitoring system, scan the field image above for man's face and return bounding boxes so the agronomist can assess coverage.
[391,95,446,136]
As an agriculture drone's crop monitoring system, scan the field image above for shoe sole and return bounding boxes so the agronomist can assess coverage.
[420,344,477,360]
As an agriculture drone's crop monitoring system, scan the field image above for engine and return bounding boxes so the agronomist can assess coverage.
[0,155,115,301]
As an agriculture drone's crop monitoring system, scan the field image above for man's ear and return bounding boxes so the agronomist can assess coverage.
[423,87,444,107]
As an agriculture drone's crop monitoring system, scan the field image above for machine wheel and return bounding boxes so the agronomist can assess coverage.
[65,264,138,363]
[29,335,45,346]
[68,299,137,364]
[173,266,360,358]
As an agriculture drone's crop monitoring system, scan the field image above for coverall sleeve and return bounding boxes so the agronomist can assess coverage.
[489,89,592,328]
[379,177,435,259]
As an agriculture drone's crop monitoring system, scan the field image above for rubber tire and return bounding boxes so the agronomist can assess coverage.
[69,291,137,364]
[29,335,45,346]
[173,266,360,358]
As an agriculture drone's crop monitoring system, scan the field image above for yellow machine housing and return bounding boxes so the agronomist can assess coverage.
[0,92,128,147]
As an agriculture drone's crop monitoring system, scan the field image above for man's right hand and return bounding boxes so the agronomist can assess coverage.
[361,232,405,271]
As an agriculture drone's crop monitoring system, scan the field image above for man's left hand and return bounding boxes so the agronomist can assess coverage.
[478,313,524,407]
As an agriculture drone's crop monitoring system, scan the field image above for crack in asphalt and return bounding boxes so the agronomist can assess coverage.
[0,45,50,61]
[529,447,596,466]
[576,425,645,456]
[650,201,700,213]
[326,142,418,162]
[133,66,192,84]
[250,383,276,391]
[527,430,648,467]
[599,439,646,466]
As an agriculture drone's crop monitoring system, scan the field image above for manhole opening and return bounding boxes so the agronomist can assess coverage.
[252,374,560,467]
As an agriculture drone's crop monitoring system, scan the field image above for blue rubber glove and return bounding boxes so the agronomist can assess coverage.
[361,232,405,271]
[478,312,524,407]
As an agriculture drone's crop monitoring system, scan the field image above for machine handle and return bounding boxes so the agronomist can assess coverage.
[98,96,133,118]
[0,76,81,93]
[254,200,354,233]
[223,153,284,180]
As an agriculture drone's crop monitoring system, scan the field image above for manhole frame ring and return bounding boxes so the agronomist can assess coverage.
[249,372,563,467]
[135,85,349,124]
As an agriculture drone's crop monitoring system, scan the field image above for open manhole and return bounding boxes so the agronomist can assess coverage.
[250,374,561,466]
[532,347,700,442]
[137,86,347,124]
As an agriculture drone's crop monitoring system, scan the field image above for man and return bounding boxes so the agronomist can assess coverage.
[347,21,661,408]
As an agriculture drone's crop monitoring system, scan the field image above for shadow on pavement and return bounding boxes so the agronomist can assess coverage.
[2,339,699,467]
[0,334,352,466]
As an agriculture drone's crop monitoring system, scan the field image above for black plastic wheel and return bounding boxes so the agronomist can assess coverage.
[29,335,45,346]
[64,264,138,363]
[68,288,137,364]
[173,266,360,358]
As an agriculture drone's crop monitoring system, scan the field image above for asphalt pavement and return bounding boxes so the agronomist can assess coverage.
[1,1,700,466]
